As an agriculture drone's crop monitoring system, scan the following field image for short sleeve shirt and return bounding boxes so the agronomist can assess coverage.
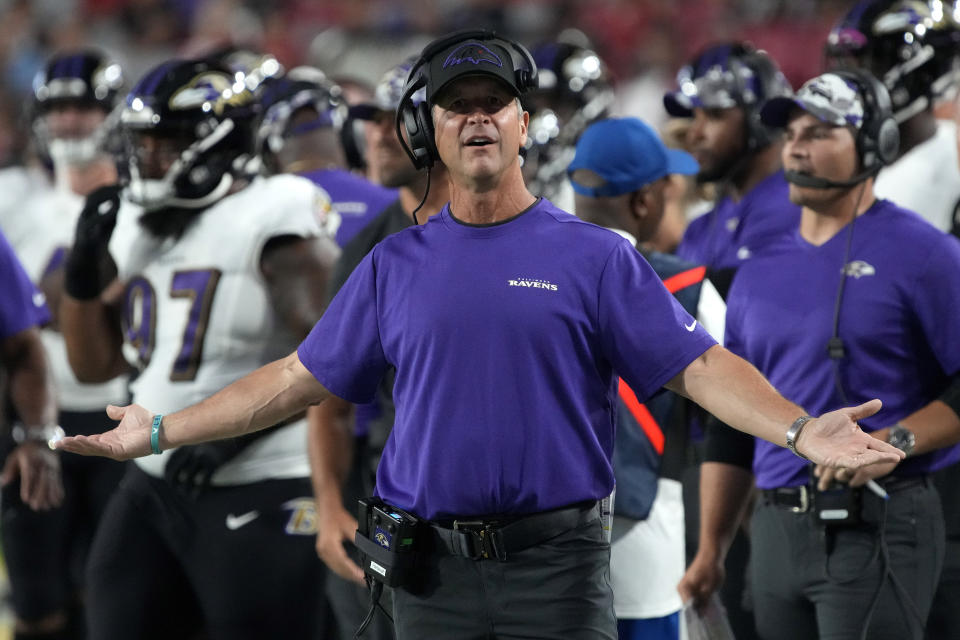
[677,171,801,270]
[0,229,48,339]
[299,198,715,519]
[726,200,960,488]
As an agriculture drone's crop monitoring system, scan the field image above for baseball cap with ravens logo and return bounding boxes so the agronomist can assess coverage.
[426,39,526,102]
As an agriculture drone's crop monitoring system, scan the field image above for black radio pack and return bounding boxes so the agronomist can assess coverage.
[354,497,422,587]
[814,483,863,527]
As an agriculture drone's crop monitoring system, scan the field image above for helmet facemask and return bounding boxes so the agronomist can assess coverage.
[119,60,256,212]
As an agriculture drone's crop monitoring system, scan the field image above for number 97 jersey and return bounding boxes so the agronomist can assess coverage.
[109,174,333,483]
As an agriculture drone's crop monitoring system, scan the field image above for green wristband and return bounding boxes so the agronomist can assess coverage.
[151,414,164,455]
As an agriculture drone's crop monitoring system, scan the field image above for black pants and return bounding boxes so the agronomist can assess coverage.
[1,409,127,623]
[927,461,960,640]
[392,516,615,640]
[85,465,330,640]
[750,480,944,640]
[326,446,395,640]
[926,537,960,640]
[326,545,395,640]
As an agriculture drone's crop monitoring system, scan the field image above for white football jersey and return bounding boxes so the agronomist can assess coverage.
[0,183,128,411]
[0,166,50,229]
[109,174,333,484]
[610,478,685,618]
[875,119,960,232]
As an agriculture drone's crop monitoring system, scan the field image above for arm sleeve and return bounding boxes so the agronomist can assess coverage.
[297,248,387,404]
[702,269,755,469]
[704,416,755,469]
[598,241,717,401]
[0,231,48,339]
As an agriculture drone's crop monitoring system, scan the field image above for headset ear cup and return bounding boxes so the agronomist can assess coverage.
[876,117,900,165]
[339,117,367,171]
[415,101,438,167]
[401,104,426,169]
[838,67,900,170]
[401,101,436,169]
[747,111,770,150]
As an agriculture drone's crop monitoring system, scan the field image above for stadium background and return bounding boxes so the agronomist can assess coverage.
[0,0,866,637]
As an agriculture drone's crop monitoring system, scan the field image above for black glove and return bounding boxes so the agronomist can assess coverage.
[64,184,122,300]
[164,440,244,498]
[163,427,279,498]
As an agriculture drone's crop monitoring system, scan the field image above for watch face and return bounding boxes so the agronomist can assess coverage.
[888,425,915,455]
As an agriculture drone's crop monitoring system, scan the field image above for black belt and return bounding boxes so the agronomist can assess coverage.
[877,474,929,492]
[761,485,813,513]
[429,501,599,561]
[761,475,930,513]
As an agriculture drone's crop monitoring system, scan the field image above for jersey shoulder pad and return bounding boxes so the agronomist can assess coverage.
[236,175,332,238]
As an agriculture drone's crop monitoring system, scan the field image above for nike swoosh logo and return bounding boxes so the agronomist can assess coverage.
[226,510,260,530]
[685,320,697,332]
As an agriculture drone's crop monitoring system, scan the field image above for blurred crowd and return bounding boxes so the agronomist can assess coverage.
[0,0,851,167]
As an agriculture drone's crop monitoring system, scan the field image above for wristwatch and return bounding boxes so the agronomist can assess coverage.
[886,423,916,457]
[11,423,65,449]
[786,415,814,460]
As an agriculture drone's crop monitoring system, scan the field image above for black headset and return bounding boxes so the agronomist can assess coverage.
[738,49,791,150]
[394,30,539,170]
[783,67,901,190]
[683,43,792,151]
[339,115,367,171]
[829,67,900,173]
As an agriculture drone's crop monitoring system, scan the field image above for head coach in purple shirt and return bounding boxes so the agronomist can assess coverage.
[55,31,904,640]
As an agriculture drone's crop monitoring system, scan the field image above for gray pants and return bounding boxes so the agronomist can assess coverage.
[750,480,944,640]
[392,516,616,639]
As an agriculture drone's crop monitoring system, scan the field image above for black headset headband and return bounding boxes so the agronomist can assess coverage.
[830,67,900,170]
[394,30,538,169]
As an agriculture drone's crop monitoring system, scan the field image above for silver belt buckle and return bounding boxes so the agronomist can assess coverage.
[791,485,810,513]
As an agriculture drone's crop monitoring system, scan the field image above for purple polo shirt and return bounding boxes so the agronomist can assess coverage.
[298,198,716,519]
[0,229,49,338]
[677,170,801,270]
[300,168,397,247]
[726,199,960,488]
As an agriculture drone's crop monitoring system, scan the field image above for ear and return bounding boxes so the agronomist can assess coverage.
[518,106,529,148]
[629,189,648,220]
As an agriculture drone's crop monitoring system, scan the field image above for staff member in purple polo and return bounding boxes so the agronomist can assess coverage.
[679,69,960,640]
[55,31,904,640]
[0,228,61,513]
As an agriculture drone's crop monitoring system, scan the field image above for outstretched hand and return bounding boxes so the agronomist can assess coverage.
[796,399,904,469]
[1,442,64,510]
[315,499,365,584]
[53,404,155,460]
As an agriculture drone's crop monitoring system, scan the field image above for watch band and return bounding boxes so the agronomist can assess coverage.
[786,415,814,460]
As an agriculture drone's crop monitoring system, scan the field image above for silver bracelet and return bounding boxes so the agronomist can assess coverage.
[12,423,65,448]
[786,415,814,460]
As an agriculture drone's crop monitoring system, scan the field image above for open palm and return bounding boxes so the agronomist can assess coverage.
[54,404,155,460]
[798,400,904,469]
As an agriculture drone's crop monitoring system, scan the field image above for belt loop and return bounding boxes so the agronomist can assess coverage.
[487,528,507,561]
[453,529,480,559]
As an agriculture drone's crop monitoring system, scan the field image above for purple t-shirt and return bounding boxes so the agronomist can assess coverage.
[300,168,397,248]
[298,198,716,519]
[677,170,801,270]
[726,199,960,489]
[0,229,48,339]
